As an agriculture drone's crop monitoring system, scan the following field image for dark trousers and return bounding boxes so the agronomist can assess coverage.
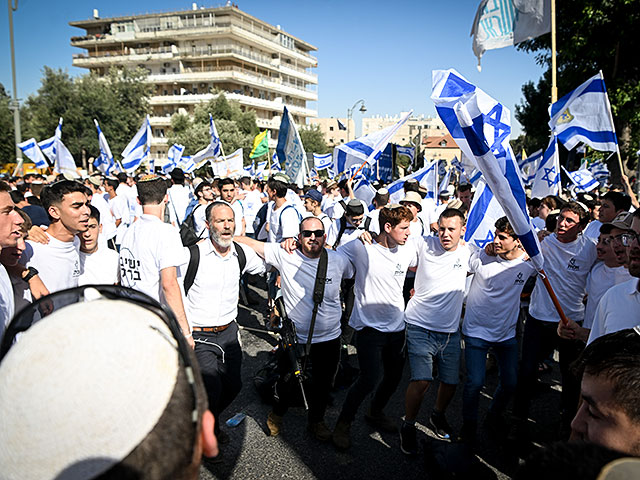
[273,337,341,423]
[513,314,584,423]
[193,322,243,431]
[338,327,406,423]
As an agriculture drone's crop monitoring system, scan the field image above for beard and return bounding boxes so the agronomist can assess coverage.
[210,226,233,248]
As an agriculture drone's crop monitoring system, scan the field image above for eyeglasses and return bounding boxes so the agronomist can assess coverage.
[0,285,200,453]
[613,232,640,247]
[300,229,324,238]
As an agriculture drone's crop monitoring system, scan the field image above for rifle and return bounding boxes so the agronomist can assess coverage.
[273,296,309,410]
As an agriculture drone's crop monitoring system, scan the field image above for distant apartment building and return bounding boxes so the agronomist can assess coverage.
[422,133,460,164]
[70,4,318,158]
[362,113,448,146]
[308,117,353,147]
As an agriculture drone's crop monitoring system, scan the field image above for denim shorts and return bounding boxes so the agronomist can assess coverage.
[406,323,461,384]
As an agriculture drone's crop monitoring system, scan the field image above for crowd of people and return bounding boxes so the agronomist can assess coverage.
[0,165,639,479]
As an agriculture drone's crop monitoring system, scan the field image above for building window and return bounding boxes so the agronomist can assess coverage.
[329,126,334,131]
[440,140,447,146]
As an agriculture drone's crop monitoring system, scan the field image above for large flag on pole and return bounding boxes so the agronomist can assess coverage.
[121,116,151,172]
[549,71,618,152]
[17,138,48,169]
[93,119,116,175]
[432,68,543,270]
[387,161,437,204]
[333,111,412,174]
[464,178,506,248]
[162,144,185,174]
[471,0,551,71]
[52,118,77,175]
[250,130,269,158]
[37,136,56,167]
[530,134,560,198]
[562,166,599,192]
[276,106,307,187]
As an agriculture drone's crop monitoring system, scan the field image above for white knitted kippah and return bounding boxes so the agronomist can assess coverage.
[0,299,180,480]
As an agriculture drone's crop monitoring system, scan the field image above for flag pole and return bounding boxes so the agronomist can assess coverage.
[538,269,570,325]
[600,70,626,175]
[550,0,558,103]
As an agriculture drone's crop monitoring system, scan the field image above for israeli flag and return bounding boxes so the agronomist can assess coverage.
[209,114,222,158]
[255,160,268,179]
[37,136,56,166]
[588,160,610,183]
[178,156,196,174]
[17,138,48,169]
[162,144,184,173]
[519,148,543,185]
[562,166,599,192]
[334,111,412,174]
[431,68,543,270]
[396,146,415,164]
[549,71,618,152]
[387,161,437,204]
[276,106,307,187]
[464,178,505,248]
[438,166,452,194]
[530,134,560,198]
[53,118,77,175]
[271,151,282,172]
[93,120,116,175]
[121,116,151,172]
[353,177,376,207]
[313,152,333,170]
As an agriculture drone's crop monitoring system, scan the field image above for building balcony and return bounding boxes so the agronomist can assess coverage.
[72,49,174,66]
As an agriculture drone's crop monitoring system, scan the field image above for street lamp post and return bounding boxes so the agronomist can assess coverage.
[7,0,23,172]
[346,99,366,143]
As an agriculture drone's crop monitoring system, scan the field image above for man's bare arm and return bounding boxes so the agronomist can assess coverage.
[234,235,266,259]
[160,266,194,348]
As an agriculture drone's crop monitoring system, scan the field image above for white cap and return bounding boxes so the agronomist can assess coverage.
[0,299,180,480]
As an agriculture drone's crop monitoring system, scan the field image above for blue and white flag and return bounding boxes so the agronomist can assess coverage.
[162,143,185,173]
[276,106,307,187]
[178,156,196,174]
[438,166,452,194]
[432,68,543,270]
[52,118,77,175]
[271,151,282,172]
[387,161,437,204]
[255,160,268,179]
[464,178,505,248]
[353,177,376,207]
[549,71,618,152]
[588,160,610,183]
[562,166,599,192]
[37,136,56,166]
[209,114,222,158]
[337,119,347,131]
[451,156,463,172]
[518,148,542,185]
[17,138,48,169]
[396,146,415,164]
[530,134,560,198]
[121,116,151,172]
[334,111,412,175]
[313,152,333,170]
[93,119,116,175]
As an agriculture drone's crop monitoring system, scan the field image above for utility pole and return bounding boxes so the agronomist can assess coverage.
[8,0,23,171]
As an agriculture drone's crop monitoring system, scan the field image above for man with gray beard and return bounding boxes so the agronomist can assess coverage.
[181,201,265,446]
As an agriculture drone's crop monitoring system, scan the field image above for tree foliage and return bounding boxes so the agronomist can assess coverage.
[299,123,329,155]
[0,84,16,164]
[21,66,151,166]
[167,93,258,165]
[515,0,640,174]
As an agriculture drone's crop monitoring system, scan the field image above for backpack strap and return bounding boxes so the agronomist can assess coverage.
[333,216,347,250]
[233,241,246,273]
[278,204,301,238]
[364,216,372,232]
[303,247,328,368]
[183,244,200,295]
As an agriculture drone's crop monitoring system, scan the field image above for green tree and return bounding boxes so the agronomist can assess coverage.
[515,0,640,175]
[0,84,16,164]
[299,124,329,155]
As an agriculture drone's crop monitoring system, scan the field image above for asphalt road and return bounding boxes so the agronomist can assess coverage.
[199,277,565,480]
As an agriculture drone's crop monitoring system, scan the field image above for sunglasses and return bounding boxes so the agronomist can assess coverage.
[0,285,200,454]
[300,229,324,238]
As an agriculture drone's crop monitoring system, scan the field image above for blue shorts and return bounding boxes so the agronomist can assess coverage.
[406,323,461,384]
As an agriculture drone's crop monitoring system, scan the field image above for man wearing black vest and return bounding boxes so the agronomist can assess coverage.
[181,201,265,447]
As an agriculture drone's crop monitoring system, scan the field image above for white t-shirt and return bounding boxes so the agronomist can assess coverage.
[181,241,265,327]
[321,195,339,215]
[404,236,471,333]
[408,218,426,238]
[463,249,537,342]
[79,247,120,286]
[192,203,209,240]
[582,220,603,242]
[167,184,192,226]
[583,262,633,329]
[91,192,116,241]
[231,200,245,236]
[420,198,438,231]
[109,194,132,245]
[588,278,640,344]
[339,239,417,333]
[268,201,300,243]
[315,213,332,234]
[366,209,381,235]
[119,214,186,303]
[529,233,597,323]
[242,190,263,234]
[326,218,365,248]
[0,265,15,343]
[264,244,354,343]
[21,235,81,294]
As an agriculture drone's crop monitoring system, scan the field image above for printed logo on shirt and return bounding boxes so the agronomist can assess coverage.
[453,259,463,270]
[394,263,405,276]
[324,277,333,285]
[567,258,580,271]
[72,260,81,278]
[514,272,525,285]
[119,248,142,283]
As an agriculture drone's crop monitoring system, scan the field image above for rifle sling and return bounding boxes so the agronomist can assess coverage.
[303,247,328,371]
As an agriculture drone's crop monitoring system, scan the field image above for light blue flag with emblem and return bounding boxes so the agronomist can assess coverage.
[17,138,48,169]
[464,178,506,248]
[276,106,307,187]
[432,68,543,270]
[562,166,599,192]
[387,161,437,204]
[530,134,560,198]
[121,116,151,172]
[549,71,618,152]
[93,119,117,175]
[313,153,333,170]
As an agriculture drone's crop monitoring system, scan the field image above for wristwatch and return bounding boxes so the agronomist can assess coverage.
[22,266,39,283]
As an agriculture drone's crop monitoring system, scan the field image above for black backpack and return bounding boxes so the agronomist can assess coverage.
[179,204,206,247]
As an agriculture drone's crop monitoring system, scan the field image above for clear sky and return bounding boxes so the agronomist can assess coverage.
[0,0,546,136]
